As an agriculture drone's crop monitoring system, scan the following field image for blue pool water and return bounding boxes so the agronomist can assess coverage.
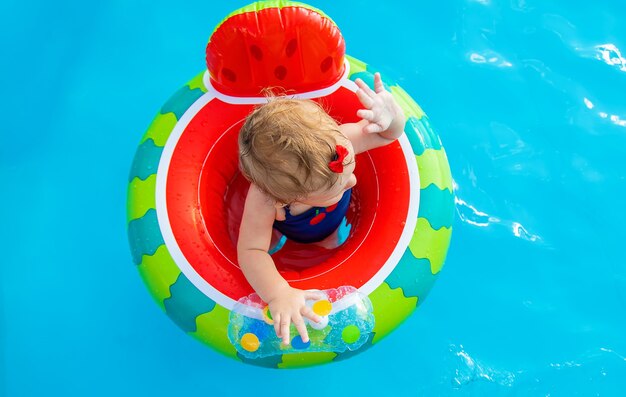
[2,0,625,395]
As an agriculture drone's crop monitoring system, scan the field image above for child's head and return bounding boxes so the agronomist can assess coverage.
[239,97,356,206]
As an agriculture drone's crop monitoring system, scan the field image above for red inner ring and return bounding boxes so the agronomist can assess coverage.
[165,86,410,300]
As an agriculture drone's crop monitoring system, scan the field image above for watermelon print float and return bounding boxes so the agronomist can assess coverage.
[127,0,454,369]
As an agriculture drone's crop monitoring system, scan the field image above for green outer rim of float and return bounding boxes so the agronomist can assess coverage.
[127,55,453,368]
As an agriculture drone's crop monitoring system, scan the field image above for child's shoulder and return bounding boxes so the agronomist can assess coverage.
[245,183,275,211]
[241,183,279,225]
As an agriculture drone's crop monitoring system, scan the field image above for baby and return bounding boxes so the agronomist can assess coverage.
[237,73,405,345]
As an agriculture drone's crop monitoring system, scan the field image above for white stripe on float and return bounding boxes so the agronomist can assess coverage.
[202,59,352,104]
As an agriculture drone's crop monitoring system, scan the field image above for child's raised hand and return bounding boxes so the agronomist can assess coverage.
[266,286,324,345]
[355,72,403,134]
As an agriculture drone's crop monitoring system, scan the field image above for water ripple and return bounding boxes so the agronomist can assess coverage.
[449,345,517,389]
[455,195,543,243]
[594,43,626,72]
[599,347,626,363]
[468,50,514,68]
[578,96,626,131]
[443,346,626,394]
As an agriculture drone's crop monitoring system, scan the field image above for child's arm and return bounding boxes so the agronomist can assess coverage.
[237,184,323,344]
[339,72,406,154]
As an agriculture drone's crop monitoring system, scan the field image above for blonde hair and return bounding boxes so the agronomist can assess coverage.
[239,97,347,204]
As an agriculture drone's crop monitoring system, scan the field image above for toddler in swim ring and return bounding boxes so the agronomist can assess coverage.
[237,73,405,345]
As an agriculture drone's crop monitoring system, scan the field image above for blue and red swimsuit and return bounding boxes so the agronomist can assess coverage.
[273,189,351,243]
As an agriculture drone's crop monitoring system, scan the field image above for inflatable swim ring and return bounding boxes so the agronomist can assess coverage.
[127,0,454,369]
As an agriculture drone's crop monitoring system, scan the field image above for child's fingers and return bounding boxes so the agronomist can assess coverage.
[357,109,375,121]
[374,72,385,93]
[280,316,291,345]
[301,306,322,324]
[356,88,374,108]
[292,314,309,343]
[364,123,383,134]
[355,78,376,97]
[304,290,324,300]
[273,313,281,337]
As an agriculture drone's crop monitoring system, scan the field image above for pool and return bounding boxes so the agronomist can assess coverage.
[2,0,625,395]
